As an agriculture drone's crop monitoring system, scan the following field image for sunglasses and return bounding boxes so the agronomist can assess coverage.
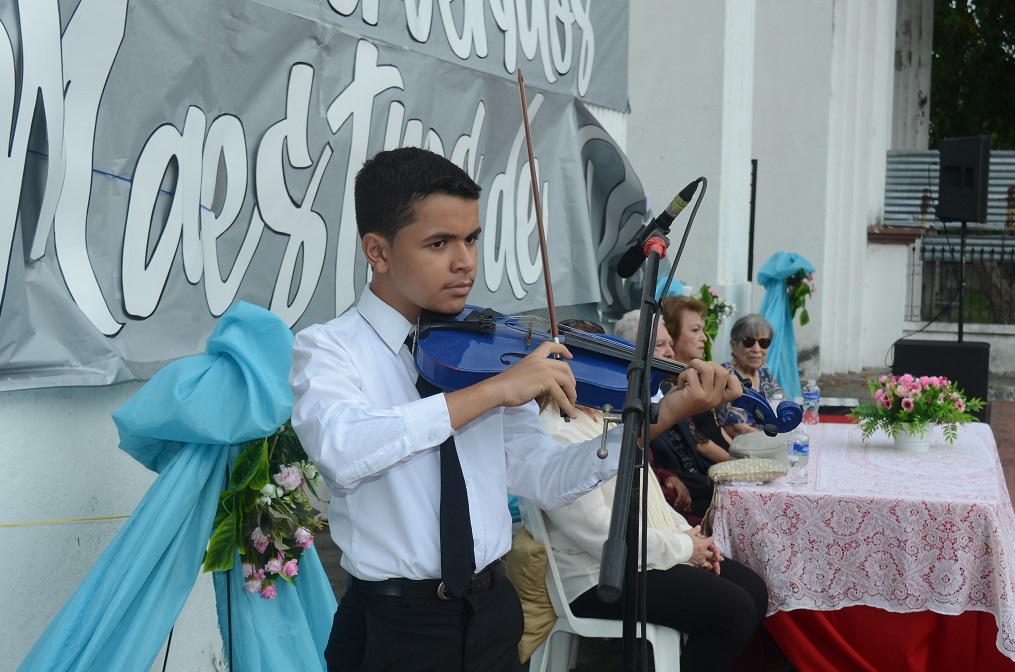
[740,337,772,349]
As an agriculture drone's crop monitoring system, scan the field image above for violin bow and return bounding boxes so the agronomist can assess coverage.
[516,69,561,342]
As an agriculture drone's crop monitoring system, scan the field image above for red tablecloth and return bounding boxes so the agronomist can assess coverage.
[712,422,1015,667]
[765,607,1015,671]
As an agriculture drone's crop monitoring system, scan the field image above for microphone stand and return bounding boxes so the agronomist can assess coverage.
[598,235,669,672]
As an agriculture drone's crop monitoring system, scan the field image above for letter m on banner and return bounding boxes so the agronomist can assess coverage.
[1,3,66,309]
[1,1,127,335]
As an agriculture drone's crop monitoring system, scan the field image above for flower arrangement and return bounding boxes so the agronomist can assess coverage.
[848,373,985,444]
[785,269,816,326]
[697,284,736,362]
[203,421,328,599]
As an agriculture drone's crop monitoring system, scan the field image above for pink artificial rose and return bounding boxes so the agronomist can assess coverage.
[251,527,270,554]
[955,399,965,412]
[259,584,277,600]
[266,557,283,574]
[283,558,299,577]
[242,562,254,579]
[901,398,914,412]
[274,466,304,492]
[243,579,261,594]
[879,375,888,384]
[294,527,314,548]
[881,397,893,410]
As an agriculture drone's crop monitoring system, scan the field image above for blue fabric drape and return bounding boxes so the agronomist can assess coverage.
[655,276,689,300]
[757,252,815,400]
[213,544,335,672]
[19,302,336,672]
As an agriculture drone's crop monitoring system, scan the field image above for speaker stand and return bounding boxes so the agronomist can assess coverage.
[958,220,967,342]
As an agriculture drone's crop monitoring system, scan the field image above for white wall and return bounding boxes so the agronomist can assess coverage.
[750,0,835,374]
[628,0,898,382]
[626,0,757,366]
[627,0,734,291]
[1,384,222,671]
[862,243,912,367]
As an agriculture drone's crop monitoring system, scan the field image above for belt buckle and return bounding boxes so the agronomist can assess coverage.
[437,581,454,600]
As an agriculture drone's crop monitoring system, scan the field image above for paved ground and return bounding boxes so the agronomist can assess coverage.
[315,367,1015,671]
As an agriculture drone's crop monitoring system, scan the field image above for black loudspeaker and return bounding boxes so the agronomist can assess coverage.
[936,135,990,223]
[892,339,990,421]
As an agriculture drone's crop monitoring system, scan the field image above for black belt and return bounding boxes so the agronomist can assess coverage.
[351,558,507,600]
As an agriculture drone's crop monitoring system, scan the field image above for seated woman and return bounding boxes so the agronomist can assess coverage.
[537,396,769,672]
[612,309,676,362]
[608,311,707,516]
[645,297,735,518]
[717,314,785,437]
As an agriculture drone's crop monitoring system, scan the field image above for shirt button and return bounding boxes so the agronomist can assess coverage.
[428,431,437,441]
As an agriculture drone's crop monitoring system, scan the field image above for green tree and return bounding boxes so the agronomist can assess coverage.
[931,0,1015,149]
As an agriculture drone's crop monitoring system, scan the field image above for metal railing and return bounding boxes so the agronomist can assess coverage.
[910,235,1015,324]
[887,151,1015,325]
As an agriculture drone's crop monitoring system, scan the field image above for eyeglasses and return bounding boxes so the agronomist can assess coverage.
[740,337,772,349]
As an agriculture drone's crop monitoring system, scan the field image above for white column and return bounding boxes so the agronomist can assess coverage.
[892,0,934,150]
[820,0,898,374]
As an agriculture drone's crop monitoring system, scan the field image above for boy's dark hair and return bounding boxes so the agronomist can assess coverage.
[354,147,482,240]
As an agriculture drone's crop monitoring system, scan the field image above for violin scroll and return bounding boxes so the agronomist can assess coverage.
[732,387,802,436]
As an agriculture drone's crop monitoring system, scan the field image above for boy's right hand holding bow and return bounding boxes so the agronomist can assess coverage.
[444,340,578,430]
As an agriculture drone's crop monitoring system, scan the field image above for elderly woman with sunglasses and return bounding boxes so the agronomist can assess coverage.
[718,314,784,436]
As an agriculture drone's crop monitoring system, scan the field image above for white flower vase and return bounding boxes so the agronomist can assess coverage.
[893,422,935,453]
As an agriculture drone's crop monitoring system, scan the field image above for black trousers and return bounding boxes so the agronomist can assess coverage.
[569,559,768,672]
[324,576,523,672]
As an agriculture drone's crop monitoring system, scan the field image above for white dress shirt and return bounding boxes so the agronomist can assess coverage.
[290,286,622,581]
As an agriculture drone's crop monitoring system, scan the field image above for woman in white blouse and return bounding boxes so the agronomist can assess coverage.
[536,397,769,672]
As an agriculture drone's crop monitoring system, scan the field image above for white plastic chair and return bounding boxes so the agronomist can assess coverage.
[520,498,683,672]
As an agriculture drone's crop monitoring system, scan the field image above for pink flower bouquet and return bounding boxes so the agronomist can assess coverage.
[204,422,328,599]
[849,373,985,444]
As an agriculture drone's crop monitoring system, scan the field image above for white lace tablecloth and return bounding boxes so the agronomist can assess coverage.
[712,422,1015,661]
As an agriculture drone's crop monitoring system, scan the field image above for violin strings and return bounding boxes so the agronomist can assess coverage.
[491,314,687,371]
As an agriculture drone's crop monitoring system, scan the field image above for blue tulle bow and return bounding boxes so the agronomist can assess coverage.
[757,252,816,400]
[19,302,336,672]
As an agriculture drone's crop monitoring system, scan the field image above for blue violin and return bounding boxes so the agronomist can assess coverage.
[413,307,803,435]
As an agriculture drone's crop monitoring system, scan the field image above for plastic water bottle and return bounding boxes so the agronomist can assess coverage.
[769,390,786,413]
[802,379,821,425]
[786,428,810,486]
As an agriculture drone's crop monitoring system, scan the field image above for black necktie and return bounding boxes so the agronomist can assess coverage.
[409,338,475,597]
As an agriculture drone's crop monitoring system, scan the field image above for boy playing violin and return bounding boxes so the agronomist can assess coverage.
[289,146,742,672]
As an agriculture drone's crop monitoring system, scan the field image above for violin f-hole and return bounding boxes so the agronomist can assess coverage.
[500,352,527,366]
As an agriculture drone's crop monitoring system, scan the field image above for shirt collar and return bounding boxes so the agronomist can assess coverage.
[357,285,415,355]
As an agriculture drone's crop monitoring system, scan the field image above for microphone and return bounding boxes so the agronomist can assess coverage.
[616,179,701,279]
